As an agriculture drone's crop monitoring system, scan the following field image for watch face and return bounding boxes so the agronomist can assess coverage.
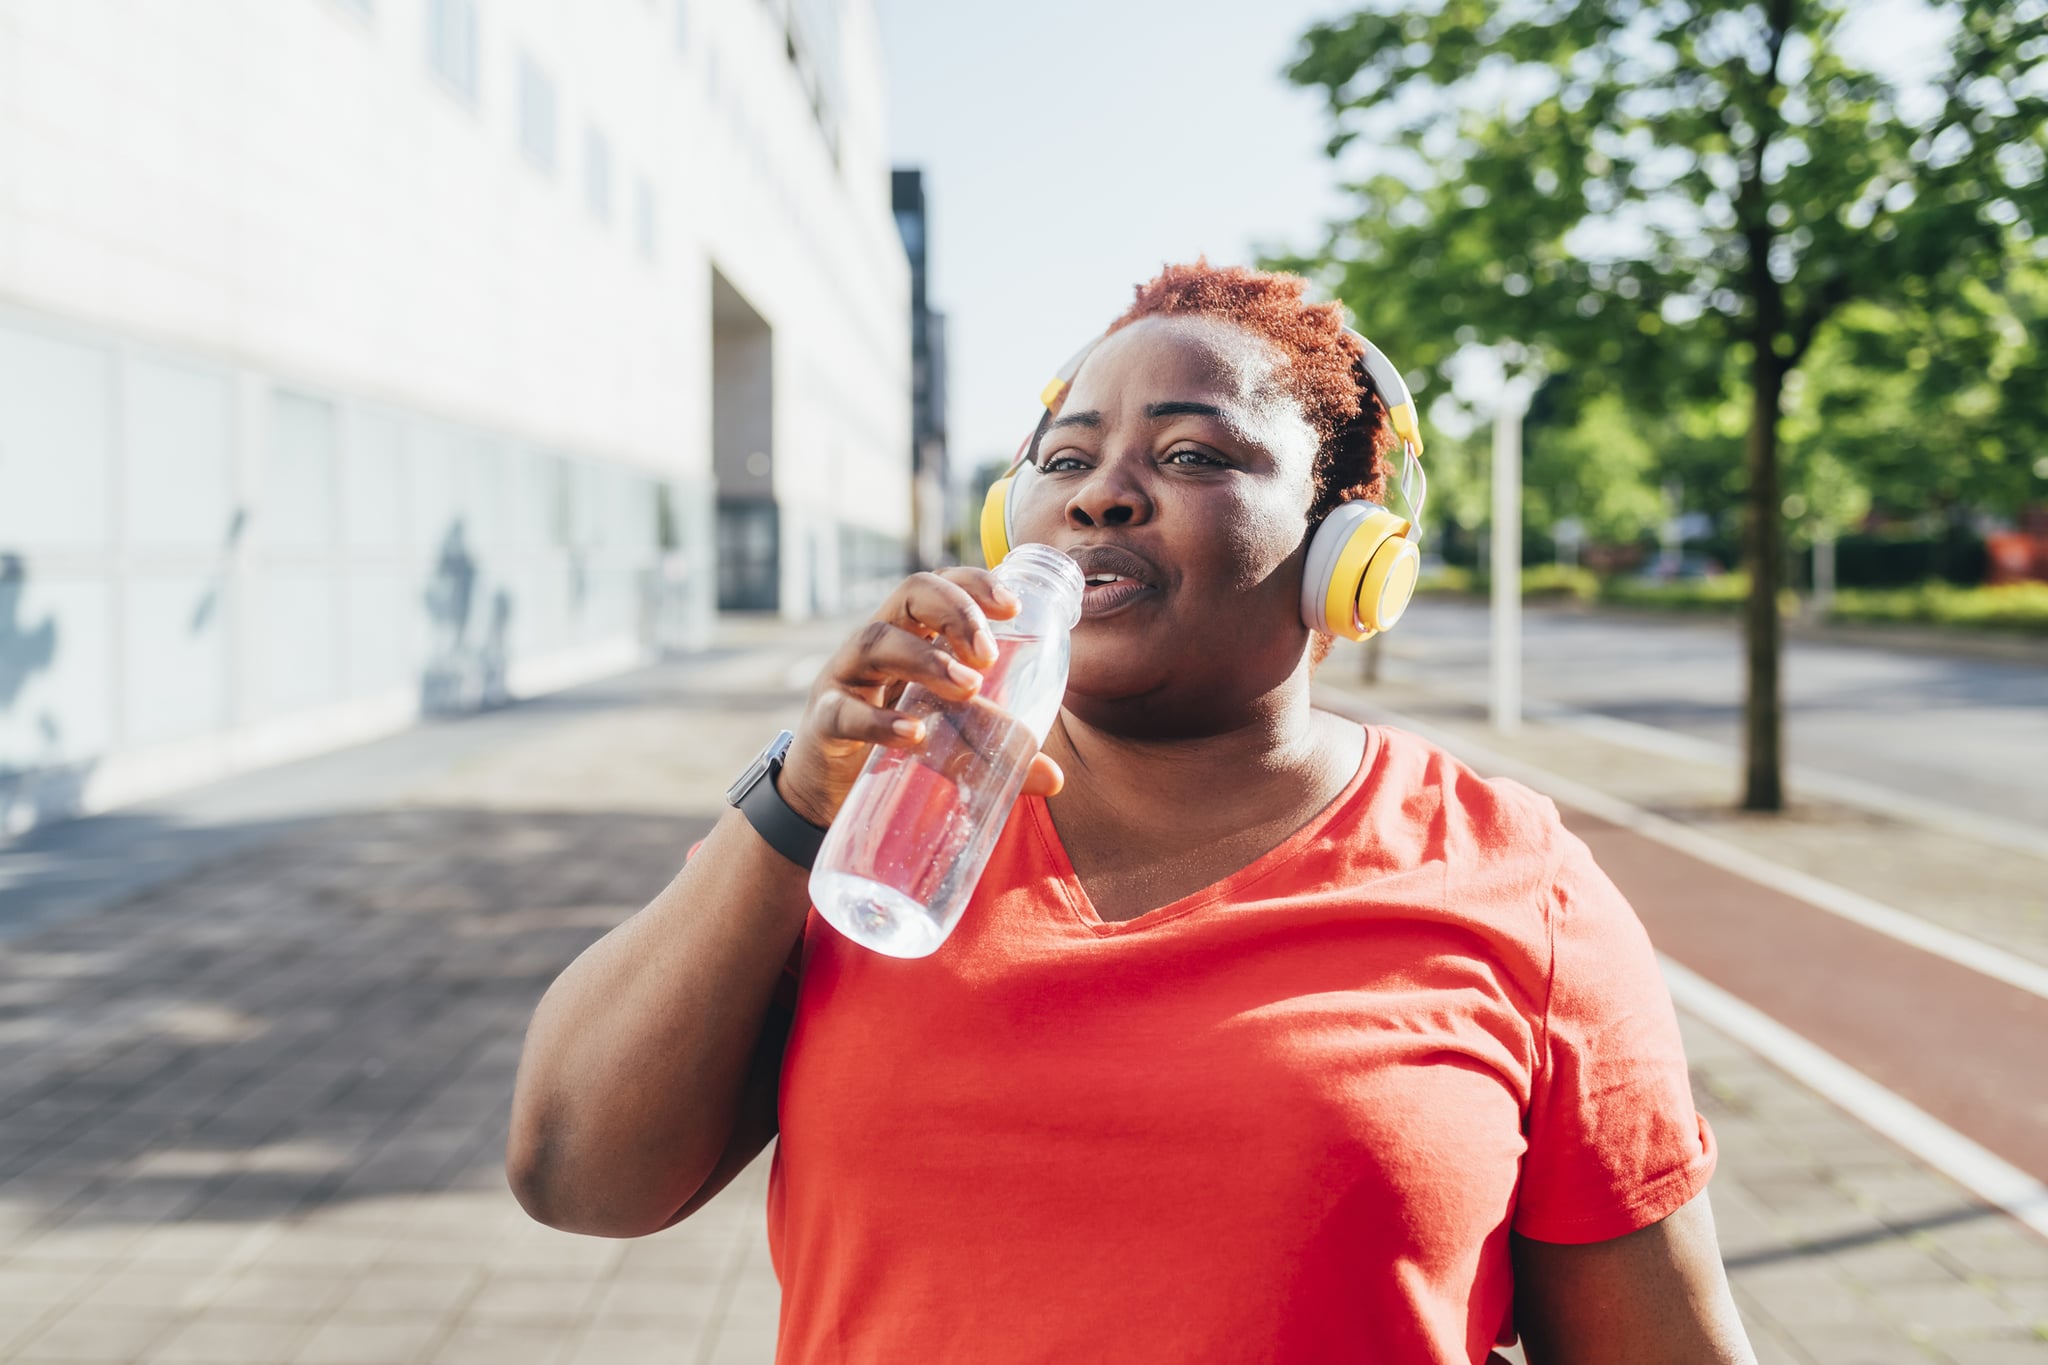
[727,730,796,805]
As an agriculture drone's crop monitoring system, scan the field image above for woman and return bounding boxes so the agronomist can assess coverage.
[507,263,1756,1363]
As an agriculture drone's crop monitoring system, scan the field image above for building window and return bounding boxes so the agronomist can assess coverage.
[425,0,479,104]
[634,179,657,260]
[584,127,612,223]
[518,52,556,173]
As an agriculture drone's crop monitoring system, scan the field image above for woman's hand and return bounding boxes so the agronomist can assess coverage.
[777,569,1066,828]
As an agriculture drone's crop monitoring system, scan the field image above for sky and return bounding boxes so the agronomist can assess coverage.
[874,0,1361,479]
[872,0,1957,485]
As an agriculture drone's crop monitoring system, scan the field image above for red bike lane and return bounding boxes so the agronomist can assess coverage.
[1562,809,2048,1185]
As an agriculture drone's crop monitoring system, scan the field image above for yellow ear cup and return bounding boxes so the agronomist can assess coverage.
[1316,505,1412,641]
[1357,534,1421,634]
[979,473,1015,568]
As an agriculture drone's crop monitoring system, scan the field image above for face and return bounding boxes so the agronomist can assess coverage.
[1007,314,1324,736]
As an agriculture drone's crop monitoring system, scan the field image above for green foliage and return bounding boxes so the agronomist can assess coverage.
[1273,0,2048,806]
[1416,563,1477,595]
[1417,563,1604,600]
[1786,264,2048,522]
[1270,0,2048,525]
[1519,564,1604,600]
[1524,387,1671,543]
[1601,572,1761,612]
[1830,581,2048,633]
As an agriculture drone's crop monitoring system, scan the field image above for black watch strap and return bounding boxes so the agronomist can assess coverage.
[727,730,829,870]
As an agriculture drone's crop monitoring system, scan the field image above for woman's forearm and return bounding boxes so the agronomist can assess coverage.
[505,807,810,1236]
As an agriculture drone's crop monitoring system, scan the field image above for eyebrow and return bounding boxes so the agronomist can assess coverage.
[1043,400,1227,433]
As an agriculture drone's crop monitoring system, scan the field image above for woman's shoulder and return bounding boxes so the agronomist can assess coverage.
[1368,723,1563,829]
[1351,722,1573,876]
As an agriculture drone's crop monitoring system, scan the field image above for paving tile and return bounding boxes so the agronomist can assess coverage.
[12,1307,177,1363]
[254,1232,390,1274]
[698,1323,779,1365]
[1922,1339,2048,1365]
[458,1275,598,1325]
[586,1277,719,1324]
[3,1229,144,1267]
[564,1324,702,1365]
[1773,1325,1941,1364]
[1738,1261,1876,1325]
[327,1268,478,1319]
[201,1268,353,1319]
[68,1269,213,1315]
[426,1320,575,1365]
[1825,1237,1971,1288]
[288,1314,444,1365]
[0,1264,97,1308]
[120,1223,274,1268]
[1872,1280,2034,1335]
[141,1315,310,1363]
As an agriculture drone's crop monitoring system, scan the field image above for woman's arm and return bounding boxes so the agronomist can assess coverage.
[505,568,1054,1237]
[1511,1189,1757,1364]
[505,806,812,1237]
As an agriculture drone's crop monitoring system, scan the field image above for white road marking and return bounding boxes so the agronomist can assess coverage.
[1661,956,2048,1244]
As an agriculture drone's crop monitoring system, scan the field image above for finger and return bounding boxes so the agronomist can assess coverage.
[891,572,1003,667]
[813,687,931,749]
[1019,753,1064,798]
[934,566,1023,620]
[830,621,983,703]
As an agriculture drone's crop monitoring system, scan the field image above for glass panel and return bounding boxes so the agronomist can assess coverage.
[123,573,228,744]
[0,324,112,551]
[257,570,338,716]
[0,570,112,767]
[124,357,234,554]
[261,391,338,551]
[344,409,405,552]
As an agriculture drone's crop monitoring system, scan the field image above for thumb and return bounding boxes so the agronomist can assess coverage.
[1019,753,1064,799]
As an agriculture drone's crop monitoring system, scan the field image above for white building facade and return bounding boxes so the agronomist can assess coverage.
[0,0,912,834]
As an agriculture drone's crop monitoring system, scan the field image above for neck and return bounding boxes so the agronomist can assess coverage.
[1043,671,1337,839]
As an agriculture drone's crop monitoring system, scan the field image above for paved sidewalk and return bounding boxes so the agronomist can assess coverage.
[0,627,834,1365]
[0,618,2042,1363]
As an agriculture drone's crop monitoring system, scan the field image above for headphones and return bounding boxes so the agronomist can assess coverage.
[978,322,1429,641]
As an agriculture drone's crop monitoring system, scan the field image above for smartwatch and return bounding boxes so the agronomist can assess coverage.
[726,729,829,870]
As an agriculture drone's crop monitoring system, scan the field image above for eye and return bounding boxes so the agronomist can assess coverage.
[1038,451,1090,473]
[1163,448,1226,467]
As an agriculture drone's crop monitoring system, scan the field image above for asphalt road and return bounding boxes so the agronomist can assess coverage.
[1376,598,2048,831]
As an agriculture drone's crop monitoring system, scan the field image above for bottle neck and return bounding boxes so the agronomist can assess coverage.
[992,544,1084,631]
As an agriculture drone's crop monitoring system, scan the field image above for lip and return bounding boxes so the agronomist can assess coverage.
[1080,578,1155,619]
[1064,543,1163,621]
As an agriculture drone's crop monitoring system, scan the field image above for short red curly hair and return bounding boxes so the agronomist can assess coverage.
[1102,260,1394,520]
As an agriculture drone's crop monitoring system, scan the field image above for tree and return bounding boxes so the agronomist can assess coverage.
[1272,0,2048,810]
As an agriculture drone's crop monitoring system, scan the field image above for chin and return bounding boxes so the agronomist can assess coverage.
[1063,645,1168,708]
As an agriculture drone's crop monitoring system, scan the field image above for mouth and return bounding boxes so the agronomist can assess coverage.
[1067,544,1162,621]
[1080,576,1153,617]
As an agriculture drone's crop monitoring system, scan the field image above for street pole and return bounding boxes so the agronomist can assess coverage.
[1490,382,1525,734]
[1813,528,1837,622]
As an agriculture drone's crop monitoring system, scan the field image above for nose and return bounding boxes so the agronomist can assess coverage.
[1063,452,1154,530]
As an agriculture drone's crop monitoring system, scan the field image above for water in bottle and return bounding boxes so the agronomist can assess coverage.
[810,545,1085,958]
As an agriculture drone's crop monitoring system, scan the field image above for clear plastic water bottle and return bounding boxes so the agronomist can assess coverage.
[810,544,1085,958]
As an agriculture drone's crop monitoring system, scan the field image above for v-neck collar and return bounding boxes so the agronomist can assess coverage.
[1022,723,1381,938]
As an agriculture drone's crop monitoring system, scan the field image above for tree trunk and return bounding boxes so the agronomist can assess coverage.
[1742,332,1787,812]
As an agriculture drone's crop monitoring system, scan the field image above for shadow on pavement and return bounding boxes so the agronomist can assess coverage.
[0,803,718,1237]
[1719,1199,2005,1272]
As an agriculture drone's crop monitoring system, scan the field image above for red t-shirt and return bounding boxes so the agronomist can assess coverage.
[763,724,1715,1363]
